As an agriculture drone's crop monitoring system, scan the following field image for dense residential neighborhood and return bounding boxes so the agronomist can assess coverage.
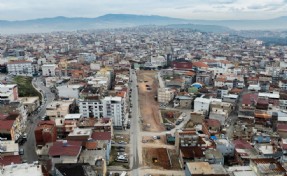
[1,27,287,176]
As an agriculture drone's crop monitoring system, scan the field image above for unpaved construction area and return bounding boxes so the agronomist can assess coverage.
[142,148,181,170]
[137,70,164,132]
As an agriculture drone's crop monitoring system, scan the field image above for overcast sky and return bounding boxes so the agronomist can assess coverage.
[0,0,287,20]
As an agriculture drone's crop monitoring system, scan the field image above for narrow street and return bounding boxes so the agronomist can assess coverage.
[23,77,55,163]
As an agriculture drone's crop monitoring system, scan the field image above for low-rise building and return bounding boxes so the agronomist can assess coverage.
[250,158,286,176]
[42,64,58,76]
[46,99,75,120]
[19,96,40,114]
[215,138,234,157]
[48,140,82,170]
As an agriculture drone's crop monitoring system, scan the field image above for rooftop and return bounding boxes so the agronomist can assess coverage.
[48,140,82,157]
[64,114,82,120]
[2,163,43,176]
[68,128,92,137]
[91,131,111,141]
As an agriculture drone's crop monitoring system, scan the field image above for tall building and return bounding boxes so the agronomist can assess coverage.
[79,96,125,128]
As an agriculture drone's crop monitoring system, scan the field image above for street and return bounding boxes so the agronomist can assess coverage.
[129,70,141,175]
[23,77,55,163]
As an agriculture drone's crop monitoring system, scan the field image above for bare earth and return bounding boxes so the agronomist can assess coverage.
[137,70,165,132]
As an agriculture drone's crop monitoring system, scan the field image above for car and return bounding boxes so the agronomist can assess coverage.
[127,124,130,129]
[118,141,127,145]
[153,136,160,140]
[19,148,24,155]
[117,148,125,152]
[175,121,181,125]
[182,113,186,117]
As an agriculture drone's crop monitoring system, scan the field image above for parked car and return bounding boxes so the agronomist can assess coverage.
[118,141,127,145]
[19,148,24,155]
[175,121,181,125]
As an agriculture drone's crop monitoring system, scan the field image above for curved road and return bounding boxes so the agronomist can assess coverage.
[23,77,55,163]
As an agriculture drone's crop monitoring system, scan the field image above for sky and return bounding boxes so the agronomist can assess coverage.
[0,0,287,20]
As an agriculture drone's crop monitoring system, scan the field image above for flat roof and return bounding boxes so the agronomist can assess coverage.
[257,145,273,154]
[186,162,214,174]
[57,85,82,89]
[104,96,122,101]
[234,171,257,176]
[223,94,239,99]
[65,114,82,120]
[258,92,279,99]
[0,140,19,153]
[3,163,43,176]
[194,97,212,104]
[68,128,92,137]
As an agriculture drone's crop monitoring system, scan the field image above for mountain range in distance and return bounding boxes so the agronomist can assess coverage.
[0,14,287,34]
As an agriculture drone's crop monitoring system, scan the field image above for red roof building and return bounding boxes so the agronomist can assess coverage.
[48,140,82,157]
[0,155,22,166]
[91,132,111,141]
[192,62,209,68]
[0,120,14,132]
[171,61,193,70]
[35,121,57,146]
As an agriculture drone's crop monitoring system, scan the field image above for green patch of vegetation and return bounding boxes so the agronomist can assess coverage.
[13,76,42,99]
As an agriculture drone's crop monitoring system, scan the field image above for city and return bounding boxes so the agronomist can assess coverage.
[0,27,287,175]
[0,1,287,176]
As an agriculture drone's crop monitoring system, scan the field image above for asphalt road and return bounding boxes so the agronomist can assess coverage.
[23,77,55,163]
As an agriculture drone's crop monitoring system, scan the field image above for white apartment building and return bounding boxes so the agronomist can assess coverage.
[7,60,35,76]
[157,88,174,104]
[194,97,222,114]
[42,64,58,76]
[79,96,125,127]
[78,53,97,63]
[0,84,18,103]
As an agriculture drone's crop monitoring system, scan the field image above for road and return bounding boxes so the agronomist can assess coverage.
[129,70,141,176]
[23,77,55,163]
[128,69,189,175]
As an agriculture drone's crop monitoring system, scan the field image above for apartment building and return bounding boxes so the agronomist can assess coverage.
[79,92,125,128]
[7,60,35,76]
[157,88,175,104]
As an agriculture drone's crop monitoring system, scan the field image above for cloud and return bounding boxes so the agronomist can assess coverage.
[0,0,286,20]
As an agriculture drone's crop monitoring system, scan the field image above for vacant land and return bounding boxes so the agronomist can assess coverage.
[137,70,164,132]
[13,76,42,98]
[143,148,171,169]
[161,110,181,124]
